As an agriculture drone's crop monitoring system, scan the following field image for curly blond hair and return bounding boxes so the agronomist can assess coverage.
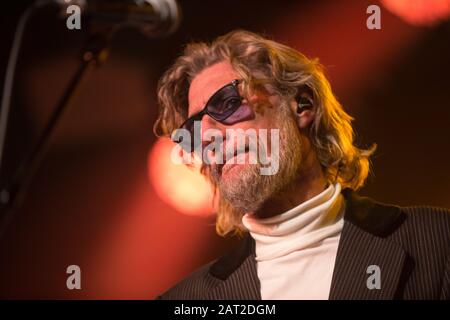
[154,29,375,236]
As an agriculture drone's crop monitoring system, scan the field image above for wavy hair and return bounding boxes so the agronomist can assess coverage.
[154,30,375,236]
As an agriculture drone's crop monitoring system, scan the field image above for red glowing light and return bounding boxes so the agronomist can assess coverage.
[382,0,450,26]
[148,138,214,217]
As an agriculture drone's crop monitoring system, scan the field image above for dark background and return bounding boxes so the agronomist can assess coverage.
[0,0,449,298]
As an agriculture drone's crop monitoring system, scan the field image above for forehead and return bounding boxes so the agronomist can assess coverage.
[188,60,239,115]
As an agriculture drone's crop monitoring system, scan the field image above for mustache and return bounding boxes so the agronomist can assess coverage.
[206,146,269,185]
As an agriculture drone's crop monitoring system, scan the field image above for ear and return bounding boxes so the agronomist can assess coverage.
[293,91,316,129]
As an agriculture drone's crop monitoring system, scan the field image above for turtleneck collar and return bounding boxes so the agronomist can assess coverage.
[242,183,345,261]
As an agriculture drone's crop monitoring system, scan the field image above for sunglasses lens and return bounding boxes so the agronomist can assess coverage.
[173,81,243,154]
[207,84,242,120]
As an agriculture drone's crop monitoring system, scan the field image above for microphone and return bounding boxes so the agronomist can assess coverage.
[55,0,182,37]
[0,0,181,238]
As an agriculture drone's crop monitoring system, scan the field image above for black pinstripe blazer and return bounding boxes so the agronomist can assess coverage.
[159,189,450,299]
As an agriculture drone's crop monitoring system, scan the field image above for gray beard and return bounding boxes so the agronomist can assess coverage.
[210,110,303,213]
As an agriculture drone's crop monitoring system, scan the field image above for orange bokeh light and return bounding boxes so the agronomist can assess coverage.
[382,0,450,26]
[148,138,214,217]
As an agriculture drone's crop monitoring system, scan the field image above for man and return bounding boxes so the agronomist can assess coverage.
[154,30,450,299]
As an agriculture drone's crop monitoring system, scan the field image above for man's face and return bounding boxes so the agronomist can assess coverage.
[187,60,304,213]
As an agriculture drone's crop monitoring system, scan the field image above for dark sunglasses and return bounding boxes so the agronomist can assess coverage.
[173,79,243,152]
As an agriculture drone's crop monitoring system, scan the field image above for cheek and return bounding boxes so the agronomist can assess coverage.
[242,114,280,154]
[258,109,281,131]
[221,104,255,125]
[240,110,280,138]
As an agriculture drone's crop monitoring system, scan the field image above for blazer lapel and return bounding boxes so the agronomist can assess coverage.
[329,189,408,299]
[205,233,261,299]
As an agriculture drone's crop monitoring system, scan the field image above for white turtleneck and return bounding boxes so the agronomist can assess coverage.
[242,183,345,300]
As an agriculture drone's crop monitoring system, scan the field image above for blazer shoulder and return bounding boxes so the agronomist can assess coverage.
[156,259,217,300]
[393,205,450,253]
[401,205,450,230]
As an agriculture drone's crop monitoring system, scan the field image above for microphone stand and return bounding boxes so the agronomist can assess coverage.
[0,27,114,238]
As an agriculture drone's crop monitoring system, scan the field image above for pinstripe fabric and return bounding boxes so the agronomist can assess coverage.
[328,222,406,299]
[158,233,261,300]
[205,254,261,299]
[388,206,450,299]
[158,190,450,300]
[442,252,450,299]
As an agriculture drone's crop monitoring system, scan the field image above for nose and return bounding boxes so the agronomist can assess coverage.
[200,115,226,151]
